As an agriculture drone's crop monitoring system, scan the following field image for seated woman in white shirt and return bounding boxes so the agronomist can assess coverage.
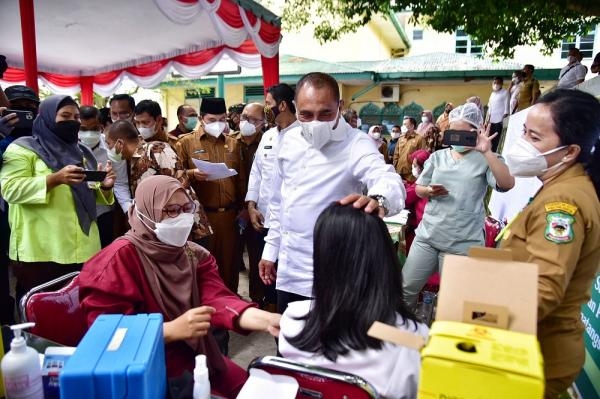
[279,203,428,399]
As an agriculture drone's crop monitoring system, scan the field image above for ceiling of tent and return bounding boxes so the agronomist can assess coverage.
[0,0,281,94]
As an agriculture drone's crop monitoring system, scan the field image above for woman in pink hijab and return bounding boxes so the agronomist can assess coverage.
[416,110,435,136]
[80,175,280,398]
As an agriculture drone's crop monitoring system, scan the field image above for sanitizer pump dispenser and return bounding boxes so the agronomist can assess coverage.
[1,322,43,399]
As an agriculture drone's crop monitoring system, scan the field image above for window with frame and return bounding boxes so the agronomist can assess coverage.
[413,30,423,40]
[244,85,265,103]
[455,29,483,55]
[561,33,595,59]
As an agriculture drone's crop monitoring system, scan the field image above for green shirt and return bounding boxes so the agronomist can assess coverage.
[0,144,114,263]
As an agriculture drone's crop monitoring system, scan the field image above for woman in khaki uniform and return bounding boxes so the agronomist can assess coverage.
[500,89,600,398]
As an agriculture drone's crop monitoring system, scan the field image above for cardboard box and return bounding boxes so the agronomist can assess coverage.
[368,247,545,399]
[418,321,544,399]
[59,313,166,399]
[435,247,539,334]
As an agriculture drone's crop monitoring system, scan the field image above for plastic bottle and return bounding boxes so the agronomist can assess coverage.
[193,354,210,399]
[1,322,43,399]
[416,291,435,326]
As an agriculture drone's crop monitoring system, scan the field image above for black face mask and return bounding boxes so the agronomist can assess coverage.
[55,120,81,143]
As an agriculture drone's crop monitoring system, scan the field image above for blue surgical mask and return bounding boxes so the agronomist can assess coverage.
[184,116,198,132]
[452,145,470,153]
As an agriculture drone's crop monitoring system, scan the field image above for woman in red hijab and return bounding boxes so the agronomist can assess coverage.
[79,175,280,398]
[404,149,431,251]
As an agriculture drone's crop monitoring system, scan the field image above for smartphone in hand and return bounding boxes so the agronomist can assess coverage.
[0,109,35,130]
[82,170,108,182]
[442,129,477,147]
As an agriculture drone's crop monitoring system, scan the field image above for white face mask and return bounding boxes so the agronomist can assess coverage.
[79,130,101,148]
[505,137,567,177]
[493,84,501,91]
[412,165,421,178]
[138,125,156,140]
[401,125,409,134]
[421,116,430,123]
[372,132,381,140]
[136,206,195,247]
[391,132,401,140]
[106,140,123,162]
[204,121,226,138]
[299,109,340,150]
[239,120,257,137]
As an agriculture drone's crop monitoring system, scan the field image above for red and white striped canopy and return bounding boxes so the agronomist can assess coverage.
[1,0,281,99]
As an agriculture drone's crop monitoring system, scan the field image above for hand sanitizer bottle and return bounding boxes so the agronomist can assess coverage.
[1,323,43,399]
[193,354,210,399]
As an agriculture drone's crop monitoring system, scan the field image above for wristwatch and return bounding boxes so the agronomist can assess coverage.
[369,195,389,216]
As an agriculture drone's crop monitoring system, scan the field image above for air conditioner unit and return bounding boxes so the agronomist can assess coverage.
[380,85,400,102]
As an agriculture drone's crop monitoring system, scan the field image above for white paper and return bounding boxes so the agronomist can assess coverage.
[192,158,238,181]
[384,209,410,225]
[236,368,298,399]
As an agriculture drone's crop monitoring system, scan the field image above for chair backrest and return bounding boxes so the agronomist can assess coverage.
[248,356,380,399]
[19,272,87,347]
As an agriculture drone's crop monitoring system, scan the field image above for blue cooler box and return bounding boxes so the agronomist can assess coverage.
[60,313,166,399]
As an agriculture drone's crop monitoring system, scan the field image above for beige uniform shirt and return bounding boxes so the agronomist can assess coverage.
[175,128,245,210]
[500,164,600,379]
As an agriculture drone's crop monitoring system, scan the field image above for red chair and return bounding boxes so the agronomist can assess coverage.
[19,272,87,347]
[248,356,380,399]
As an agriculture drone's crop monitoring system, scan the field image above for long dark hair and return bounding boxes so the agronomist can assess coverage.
[286,203,418,361]
[537,89,600,199]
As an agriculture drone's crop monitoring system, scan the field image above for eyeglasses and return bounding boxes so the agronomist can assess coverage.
[111,112,132,120]
[240,115,264,125]
[162,202,197,218]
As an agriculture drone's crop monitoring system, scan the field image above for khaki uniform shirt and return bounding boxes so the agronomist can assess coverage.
[393,133,426,182]
[175,128,246,210]
[500,164,600,378]
[129,141,212,239]
[516,76,540,112]
[231,131,262,199]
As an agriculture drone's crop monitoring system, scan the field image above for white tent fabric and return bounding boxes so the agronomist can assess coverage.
[0,0,280,95]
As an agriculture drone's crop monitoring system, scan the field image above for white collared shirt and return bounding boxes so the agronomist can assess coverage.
[262,119,405,297]
[245,121,300,228]
[557,61,587,89]
[487,88,510,124]
[91,139,114,216]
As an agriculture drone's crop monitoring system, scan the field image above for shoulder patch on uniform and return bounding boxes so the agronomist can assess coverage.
[544,201,577,215]
[544,212,575,244]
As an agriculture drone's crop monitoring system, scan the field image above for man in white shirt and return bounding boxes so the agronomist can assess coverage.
[246,83,299,308]
[258,72,405,313]
[78,106,115,248]
[486,77,510,152]
[557,48,587,89]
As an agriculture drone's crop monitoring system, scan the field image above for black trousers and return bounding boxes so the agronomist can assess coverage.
[490,122,503,153]
[276,290,311,315]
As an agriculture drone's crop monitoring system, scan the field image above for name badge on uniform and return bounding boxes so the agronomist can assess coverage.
[194,149,206,154]
[264,145,273,149]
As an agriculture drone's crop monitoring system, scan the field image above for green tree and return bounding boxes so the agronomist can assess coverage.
[282,0,600,58]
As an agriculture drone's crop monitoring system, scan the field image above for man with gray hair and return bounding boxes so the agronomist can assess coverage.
[258,72,406,314]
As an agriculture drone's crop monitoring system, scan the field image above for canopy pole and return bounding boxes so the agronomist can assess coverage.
[217,74,225,98]
[19,0,39,94]
[261,54,279,96]
[81,76,94,105]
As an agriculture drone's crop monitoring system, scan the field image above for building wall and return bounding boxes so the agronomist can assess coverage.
[402,13,600,80]
[278,24,392,62]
